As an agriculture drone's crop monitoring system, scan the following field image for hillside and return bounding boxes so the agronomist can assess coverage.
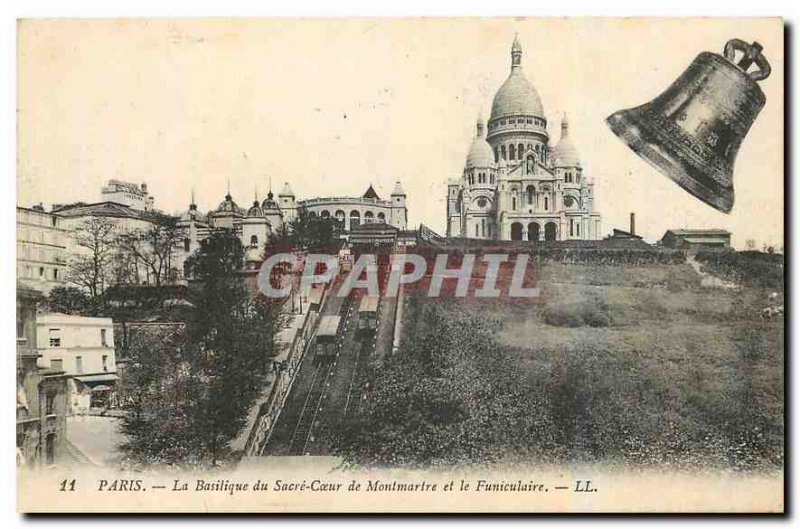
[453,260,784,470]
[338,255,784,471]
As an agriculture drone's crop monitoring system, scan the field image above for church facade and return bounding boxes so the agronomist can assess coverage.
[446,36,602,242]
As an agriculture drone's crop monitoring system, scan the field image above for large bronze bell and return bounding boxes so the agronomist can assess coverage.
[606,39,771,213]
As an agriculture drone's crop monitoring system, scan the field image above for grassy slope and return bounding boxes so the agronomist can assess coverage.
[447,262,784,470]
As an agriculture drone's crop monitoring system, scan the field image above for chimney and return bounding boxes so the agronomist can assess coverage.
[630,212,636,236]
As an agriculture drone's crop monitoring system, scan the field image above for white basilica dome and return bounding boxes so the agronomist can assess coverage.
[489,36,545,121]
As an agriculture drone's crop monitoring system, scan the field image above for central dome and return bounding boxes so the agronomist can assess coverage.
[489,35,545,121]
[490,71,545,120]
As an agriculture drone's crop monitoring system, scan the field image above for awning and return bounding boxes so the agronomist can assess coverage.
[74,373,119,386]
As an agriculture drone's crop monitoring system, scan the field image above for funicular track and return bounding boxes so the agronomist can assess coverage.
[285,294,355,455]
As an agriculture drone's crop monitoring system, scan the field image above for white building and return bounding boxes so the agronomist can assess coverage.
[178,181,408,263]
[36,313,118,411]
[446,35,602,242]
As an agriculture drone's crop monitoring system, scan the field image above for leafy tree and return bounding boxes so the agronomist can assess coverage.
[184,229,282,464]
[336,298,541,467]
[118,323,201,467]
[119,229,283,467]
[44,286,96,315]
[285,215,341,253]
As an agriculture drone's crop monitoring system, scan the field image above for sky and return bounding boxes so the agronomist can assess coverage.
[17,18,784,249]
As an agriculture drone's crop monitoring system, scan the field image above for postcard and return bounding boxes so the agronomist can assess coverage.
[16,17,784,513]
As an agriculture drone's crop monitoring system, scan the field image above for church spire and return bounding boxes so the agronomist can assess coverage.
[511,33,522,70]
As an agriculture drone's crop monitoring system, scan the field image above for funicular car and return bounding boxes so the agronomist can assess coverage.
[314,315,341,361]
[356,296,379,337]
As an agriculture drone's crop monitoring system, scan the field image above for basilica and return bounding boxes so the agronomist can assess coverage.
[446,36,602,242]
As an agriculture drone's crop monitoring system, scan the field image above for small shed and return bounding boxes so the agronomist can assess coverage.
[660,229,732,250]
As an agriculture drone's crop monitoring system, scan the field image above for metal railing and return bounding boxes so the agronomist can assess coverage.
[241,289,328,457]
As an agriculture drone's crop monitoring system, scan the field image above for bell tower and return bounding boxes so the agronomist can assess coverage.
[390,181,407,229]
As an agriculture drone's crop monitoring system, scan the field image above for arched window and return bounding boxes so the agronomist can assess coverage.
[495,147,499,162]
[349,210,361,231]
[321,210,330,218]
[377,212,385,222]
[509,144,515,160]
[526,155,535,175]
[544,196,549,210]
[518,144,524,159]
[526,185,535,205]
[490,173,495,184]
[364,211,375,224]
[335,210,346,227]
[511,222,523,241]
[250,235,258,246]
[512,195,517,210]
[528,222,540,242]
[501,145,507,160]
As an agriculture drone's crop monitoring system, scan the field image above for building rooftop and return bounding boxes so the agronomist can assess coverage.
[362,184,380,200]
[664,229,732,236]
[37,312,114,325]
[52,201,159,220]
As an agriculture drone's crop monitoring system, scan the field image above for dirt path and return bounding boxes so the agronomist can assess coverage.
[686,254,739,289]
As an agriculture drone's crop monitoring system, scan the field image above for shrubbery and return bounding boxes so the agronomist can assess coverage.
[695,249,784,289]
[543,298,612,328]
[335,297,783,471]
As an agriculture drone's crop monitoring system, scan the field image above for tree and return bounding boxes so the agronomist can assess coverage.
[336,298,538,467]
[286,215,340,253]
[44,286,96,315]
[66,217,117,298]
[117,217,185,287]
[120,229,283,467]
[118,323,200,467]
[184,229,282,464]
